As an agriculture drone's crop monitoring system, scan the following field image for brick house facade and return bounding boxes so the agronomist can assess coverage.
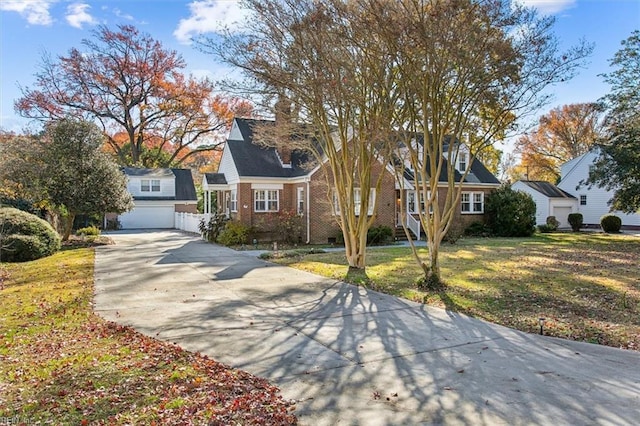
[202,118,500,244]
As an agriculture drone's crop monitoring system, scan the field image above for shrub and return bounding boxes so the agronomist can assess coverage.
[568,213,583,232]
[198,213,228,242]
[367,225,393,245]
[76,225,100,236]
[600,214,622,233]
[217,221,251,246]
[485,186,536,237]
[464,221,491,237]
[546,216,560,230]
[0,207,61,262]
[537,224,556,233]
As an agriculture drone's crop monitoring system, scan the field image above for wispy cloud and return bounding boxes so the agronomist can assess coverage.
[517,0,577,15]
[0,0,57,26]
[65,2,97,29]
[174,0,250,44]
[113,8,134,21]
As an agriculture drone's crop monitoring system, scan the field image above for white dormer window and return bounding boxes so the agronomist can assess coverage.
[141,179,161,192]
[458,152,468,172]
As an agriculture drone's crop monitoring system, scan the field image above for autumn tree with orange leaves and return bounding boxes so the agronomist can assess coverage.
[514,103,604,182]
[16,25,252,167]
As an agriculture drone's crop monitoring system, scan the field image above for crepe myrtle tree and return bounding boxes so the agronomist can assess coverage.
[200,0,398,272]
[374,0,591,287]
[202,0,591,284]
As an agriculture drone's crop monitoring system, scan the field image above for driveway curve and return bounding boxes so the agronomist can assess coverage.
[94,230,640,425]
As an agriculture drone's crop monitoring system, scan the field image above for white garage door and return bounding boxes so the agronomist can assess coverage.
[119,206,175,229]
[552,206,573,228]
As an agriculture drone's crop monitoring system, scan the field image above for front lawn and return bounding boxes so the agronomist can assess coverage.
[0,247,296,424]
[270,233,640,350]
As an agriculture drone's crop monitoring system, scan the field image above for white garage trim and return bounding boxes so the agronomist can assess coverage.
[119,202,176,229]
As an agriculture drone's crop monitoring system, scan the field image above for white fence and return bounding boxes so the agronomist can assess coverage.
[175,212,208,234]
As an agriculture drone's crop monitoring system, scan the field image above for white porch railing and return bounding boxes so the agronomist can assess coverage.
[404,213,421,241]
[175,212,207,234]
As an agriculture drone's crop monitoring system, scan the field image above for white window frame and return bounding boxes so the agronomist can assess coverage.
[461,191,484,214]
[580,194,587,206]
[230,189,238,212]
[407,190,431,214]
[458,152,468,172]
[254,189,279,212]
[151,179,160,192]
[141,179,150,192]
[297,187,305,215]
[334,188,376,216]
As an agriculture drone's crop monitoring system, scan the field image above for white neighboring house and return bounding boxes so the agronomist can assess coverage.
[116,168,198,229]
[512,180,577,228]
[557,151,640,227]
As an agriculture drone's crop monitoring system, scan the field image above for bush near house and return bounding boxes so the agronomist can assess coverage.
[484,186,536,237]
[218,221,252,246]
[568,213,583,232]
[0,207,61,262]
[76,225,101,236]
[600,214,622,233]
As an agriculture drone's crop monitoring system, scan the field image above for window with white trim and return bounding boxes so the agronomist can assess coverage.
[230,189,238,212]
[458,152,468,172]
[141,179,160,192]
[580,194,587,206]
[333,188,376,216]
[255,189,279,212]
[297,187,305,215]
[407,190,431,214]
[461,191,484,213]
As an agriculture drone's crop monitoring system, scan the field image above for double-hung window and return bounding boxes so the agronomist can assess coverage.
[407,190,431,214]
[461,191,484,213]
[255,190,279,212]
[230,189,238,212]
[334,188,375,216]
[141,179,160,192]
[297,187,305,215]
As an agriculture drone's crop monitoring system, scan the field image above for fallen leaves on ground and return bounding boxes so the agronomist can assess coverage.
[0,248,297,425]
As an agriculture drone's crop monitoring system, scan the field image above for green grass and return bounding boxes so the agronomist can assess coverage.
[0,247,296,425]
[271,232,640,350]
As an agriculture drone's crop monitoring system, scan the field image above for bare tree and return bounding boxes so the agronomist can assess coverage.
[374,0,592,287]
[200,0,399,271]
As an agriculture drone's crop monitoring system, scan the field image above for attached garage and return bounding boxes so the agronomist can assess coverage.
[552,206,573,228]
[119,204,175,229]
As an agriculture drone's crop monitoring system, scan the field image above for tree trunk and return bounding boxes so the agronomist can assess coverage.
[61,213,75,241]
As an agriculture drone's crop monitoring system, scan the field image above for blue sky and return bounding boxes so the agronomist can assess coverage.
[1,0,639,139]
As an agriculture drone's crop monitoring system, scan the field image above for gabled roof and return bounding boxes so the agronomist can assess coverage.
[228,118,314,178]
[517,180,576,199]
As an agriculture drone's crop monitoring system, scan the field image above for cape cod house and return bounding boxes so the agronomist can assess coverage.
[202,118,501,244]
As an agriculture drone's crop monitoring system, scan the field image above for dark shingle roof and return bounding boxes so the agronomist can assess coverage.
[205,173,227,185]
[229,118,314,178]
[171,168,197,201]
[123,167,174,178]
[518,180,576,199]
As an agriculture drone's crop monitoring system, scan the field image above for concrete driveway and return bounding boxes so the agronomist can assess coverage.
[94,230,640,425]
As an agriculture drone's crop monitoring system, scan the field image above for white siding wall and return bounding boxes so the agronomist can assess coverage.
[512,181,550,225]
[228,119,244,141]
[218,146,240,184]
[127,177,175,198]
[558,152,640,226]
